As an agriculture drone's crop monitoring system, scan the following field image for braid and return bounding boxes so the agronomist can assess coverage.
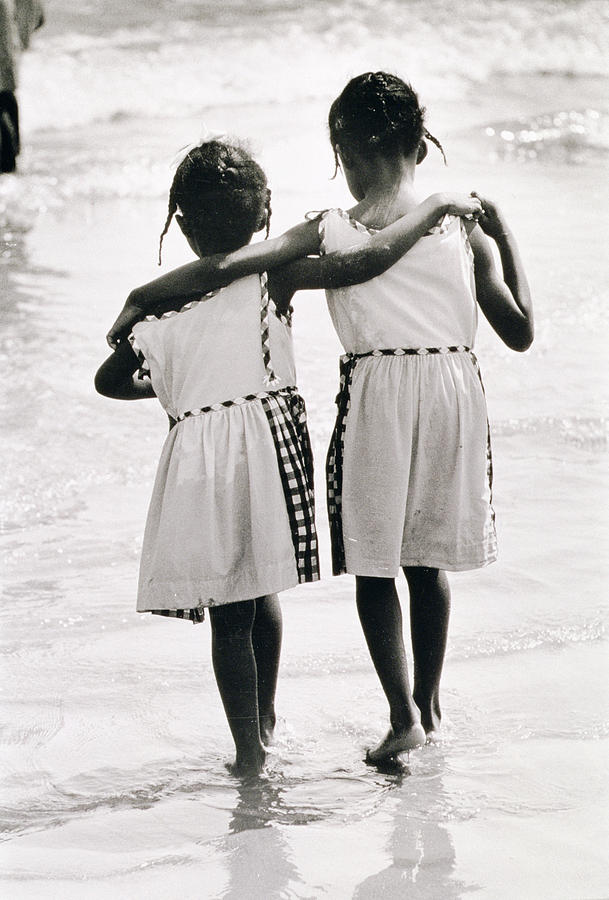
[424,128,447,166]
[157,140,269,262]
[158,185,178,266]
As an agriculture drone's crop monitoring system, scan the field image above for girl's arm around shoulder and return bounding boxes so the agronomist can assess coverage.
[106,220,321,348]
[268,193,483,308]
[468,194,534,352]
[95,341,156,400]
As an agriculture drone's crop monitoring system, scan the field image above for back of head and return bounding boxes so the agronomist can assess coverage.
[159,140,270,263]
[328,71,445,167]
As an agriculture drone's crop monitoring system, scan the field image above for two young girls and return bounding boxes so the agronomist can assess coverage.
[96,130,480,775]
[99,71,532,772]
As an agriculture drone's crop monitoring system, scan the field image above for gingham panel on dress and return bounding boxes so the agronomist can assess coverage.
[261,390,319,584]
[326,345,475,577]
[325,354,356,576]
[150,386,318,623]
[151,606,206,624]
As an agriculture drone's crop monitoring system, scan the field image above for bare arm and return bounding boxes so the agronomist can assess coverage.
[268,192,483,311]
[107,192,481,346]
[468,195,534,351]
[95,341,157,400]
[106,220,321,347]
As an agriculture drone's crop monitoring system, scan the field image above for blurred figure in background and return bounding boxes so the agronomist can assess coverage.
[0,0,43,172]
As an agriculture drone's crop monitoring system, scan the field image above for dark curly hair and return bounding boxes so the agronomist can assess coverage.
[158,140,271,264]
[328,71,446,174]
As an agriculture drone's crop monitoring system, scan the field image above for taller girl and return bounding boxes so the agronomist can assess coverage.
[322,72,533,761]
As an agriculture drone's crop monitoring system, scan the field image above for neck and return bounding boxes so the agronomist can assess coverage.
[347,152,420,225]
[363,153,416,195]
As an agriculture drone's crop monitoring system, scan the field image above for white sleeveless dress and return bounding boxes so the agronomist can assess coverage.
[319,209,497,577]
[128,273,318,621]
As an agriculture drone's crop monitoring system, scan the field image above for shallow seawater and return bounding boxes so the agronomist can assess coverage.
[1,1,609,897]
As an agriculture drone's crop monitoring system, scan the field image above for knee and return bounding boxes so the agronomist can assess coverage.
[403,566,441,589]
[355,575,397,608]
[210,600,255,639]
[356,575,394,591]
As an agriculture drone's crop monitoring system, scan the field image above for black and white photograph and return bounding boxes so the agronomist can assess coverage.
[1,1,607,897]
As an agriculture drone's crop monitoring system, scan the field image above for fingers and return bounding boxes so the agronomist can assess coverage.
[463,194,483,220]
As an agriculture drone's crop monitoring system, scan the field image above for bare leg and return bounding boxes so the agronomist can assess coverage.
[209,600,265,776]
[404,566,451,740]
[356,576,425,763]
[252,594,282,745]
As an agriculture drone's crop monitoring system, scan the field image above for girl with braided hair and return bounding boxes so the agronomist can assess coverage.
[96,137,317,777]
[96,133,479,776]
[319,72,532,762]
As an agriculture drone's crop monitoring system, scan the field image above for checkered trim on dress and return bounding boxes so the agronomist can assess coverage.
[261,389,319,584]
[175,389,290,421]
[150,387,318,623]
[326,345,473,576]
[325,354,356,575]
[128,290,222,381]
[313,208,455,257]
[151,606,206,624]
[259,272,282,388]
[468,350,496,532]
[128,332,151,380]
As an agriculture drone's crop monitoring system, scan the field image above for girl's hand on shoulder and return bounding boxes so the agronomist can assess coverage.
[470,193,510,241]
[428,192,483,220]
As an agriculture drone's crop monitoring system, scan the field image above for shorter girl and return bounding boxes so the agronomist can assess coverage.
[97,136,480,775]
[96,139,321,777]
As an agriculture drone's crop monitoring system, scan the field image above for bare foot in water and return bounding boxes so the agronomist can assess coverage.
[365,723,426,765]
[225,748,266,778]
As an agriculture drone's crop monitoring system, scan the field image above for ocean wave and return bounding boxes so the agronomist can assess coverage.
[17,0,609,132]
[449,618,607,661]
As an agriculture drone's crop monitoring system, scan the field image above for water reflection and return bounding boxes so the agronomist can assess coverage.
[222,777,302,900]
[354,758,473,900]
[483,108,608,164]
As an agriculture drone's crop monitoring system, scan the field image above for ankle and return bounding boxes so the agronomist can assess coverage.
[259,711,276,745]
[390,706,421,734]
[413,690,442,733]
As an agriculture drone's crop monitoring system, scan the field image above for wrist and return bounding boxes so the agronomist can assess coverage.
[422,194,450,223]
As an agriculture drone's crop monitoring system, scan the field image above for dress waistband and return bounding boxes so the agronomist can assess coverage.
[341,345,471,363]
[176,386,299,422]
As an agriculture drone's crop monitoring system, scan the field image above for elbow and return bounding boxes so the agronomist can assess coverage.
[126,286,145,309]
[94,371,113,397]
[509,323,534,352]
[94,368,122,398]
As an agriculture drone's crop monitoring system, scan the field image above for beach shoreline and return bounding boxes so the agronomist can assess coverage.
[1,4,608,896]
